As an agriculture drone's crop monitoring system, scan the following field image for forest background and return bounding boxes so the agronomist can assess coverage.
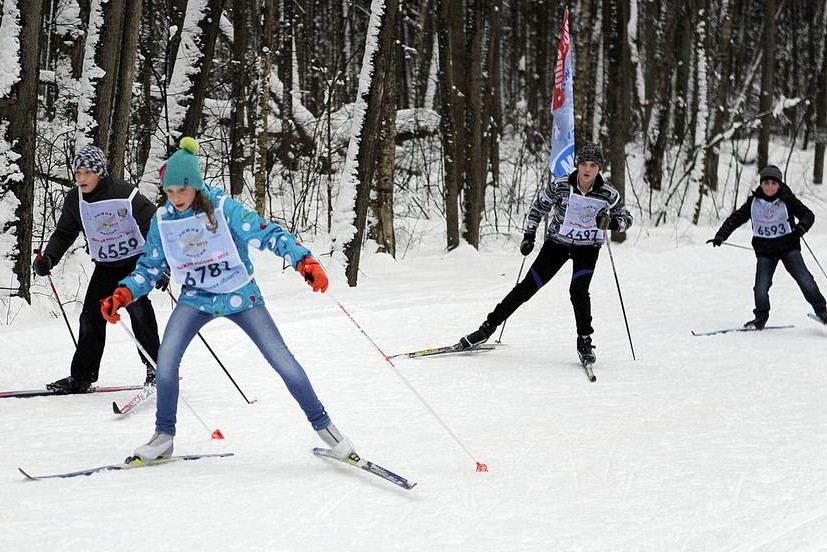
[0,0,826,315]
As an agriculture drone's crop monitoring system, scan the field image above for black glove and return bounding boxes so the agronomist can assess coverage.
[32,253,53,276]
[154,269,171,291]
[706,237,722,247]
[596,209,611,231]
[519,234,535,256]
[793,224,807,237]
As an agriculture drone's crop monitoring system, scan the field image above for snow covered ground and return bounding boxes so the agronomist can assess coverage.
[3,212,827,550]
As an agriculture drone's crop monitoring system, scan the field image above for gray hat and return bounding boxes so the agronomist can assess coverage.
[759,165,783,184]
[576,143,603,167]
[72,144,108,177]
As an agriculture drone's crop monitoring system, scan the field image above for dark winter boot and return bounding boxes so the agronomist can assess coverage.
[816,311,827,325]
[743,317,768,330]
[46,376,92,394]
[459,321,495,350]
[577,335,596,365]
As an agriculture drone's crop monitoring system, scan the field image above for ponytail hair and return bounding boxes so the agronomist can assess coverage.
[192,190,218,232]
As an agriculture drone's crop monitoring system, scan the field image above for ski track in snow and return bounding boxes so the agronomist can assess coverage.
[2,225,827,550]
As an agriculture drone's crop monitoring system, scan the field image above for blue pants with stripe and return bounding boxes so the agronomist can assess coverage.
[486,240,600,336]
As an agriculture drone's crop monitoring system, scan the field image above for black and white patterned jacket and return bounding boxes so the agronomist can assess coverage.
[523,170,633,246]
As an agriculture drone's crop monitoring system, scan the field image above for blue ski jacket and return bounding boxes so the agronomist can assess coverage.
[120,186,311,316]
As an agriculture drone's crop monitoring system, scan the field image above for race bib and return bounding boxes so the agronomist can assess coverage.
[751,198,790,238]
[558,192,607,244]
[158,197,251,293]
[79,189,146,262]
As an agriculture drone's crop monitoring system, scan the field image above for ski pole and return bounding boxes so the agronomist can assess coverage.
[802,237,827,281]
[722,242,752,251]
[165,290,255,404]
[34,249,77,348]
[116,319,224,440]
[330,292,488,473]
[495,257,526,344]
[604,238,636,361]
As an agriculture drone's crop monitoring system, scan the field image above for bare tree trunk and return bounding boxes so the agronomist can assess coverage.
[758,0,776,168]
[92,0,126,152]
[604,0,630,243]
[229,0,251,196]
[814,1,827,184]
[703,0,734,193]
[486,0,502,203]
[461,0,485,248]
[369,0,400,257]
[255,0,275,216]
[435,0,460,250]
[343,0,395,286]
[643,0,677,192]
[180,0,225,138]
[135,0,163,181]
[573,0,598,143]
[0,0,43,302]
[109,0,143,177]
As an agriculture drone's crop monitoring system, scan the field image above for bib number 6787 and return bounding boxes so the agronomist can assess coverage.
[185,261,232,286]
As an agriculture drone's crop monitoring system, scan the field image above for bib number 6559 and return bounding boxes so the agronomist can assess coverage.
[97,238,139,260]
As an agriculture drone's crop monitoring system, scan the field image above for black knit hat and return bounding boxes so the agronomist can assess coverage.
[72,144,108,177]
[759,165,783,184]
[576,143,603,167]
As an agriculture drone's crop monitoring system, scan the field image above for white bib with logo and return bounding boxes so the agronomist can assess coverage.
[751,198,790,239]
[158,196,252,293]
[558,191,607,244]
[80,188,146,262]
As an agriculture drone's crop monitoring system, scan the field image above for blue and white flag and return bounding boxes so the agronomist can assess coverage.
[547,9,575,178]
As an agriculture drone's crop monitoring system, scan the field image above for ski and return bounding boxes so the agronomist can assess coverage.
[0,384,144,400]
[388,343,497,359]
[691,324,794,337]
[113,384,156,415]
[581,362,597,382]
[312,447,416,490]
[19,452,234,480]
[807,313,827,327]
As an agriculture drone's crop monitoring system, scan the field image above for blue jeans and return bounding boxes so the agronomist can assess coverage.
[154,303,330,436]
[753,250,826,320]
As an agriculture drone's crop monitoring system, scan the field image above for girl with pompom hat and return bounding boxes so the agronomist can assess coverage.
[102,137,357,462]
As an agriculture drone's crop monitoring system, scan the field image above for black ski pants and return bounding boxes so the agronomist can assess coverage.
[485,240,600,336]
[70,258,160,383]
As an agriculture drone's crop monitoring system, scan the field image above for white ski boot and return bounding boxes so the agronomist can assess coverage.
[133,432,174,461]
[316,423,355,461]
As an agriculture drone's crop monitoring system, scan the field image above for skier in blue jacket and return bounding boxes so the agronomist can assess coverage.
[101,137,356,462]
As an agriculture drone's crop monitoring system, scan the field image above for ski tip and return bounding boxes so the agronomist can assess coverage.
[112,401,121,414]
[18,467,37,480]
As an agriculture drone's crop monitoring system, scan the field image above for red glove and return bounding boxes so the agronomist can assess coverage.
[100,286,133,323]
[297,257,328,293]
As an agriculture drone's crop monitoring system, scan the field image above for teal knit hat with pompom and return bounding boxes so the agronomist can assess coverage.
[161,137,205,191]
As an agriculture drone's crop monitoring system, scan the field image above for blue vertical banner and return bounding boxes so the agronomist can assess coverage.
[547,9,575,178]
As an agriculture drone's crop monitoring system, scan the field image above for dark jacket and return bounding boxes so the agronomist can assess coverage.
[44,175,156,267]
[524,170,634,246]
[714,184,814,256]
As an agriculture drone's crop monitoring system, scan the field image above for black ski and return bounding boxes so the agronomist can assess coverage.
[0,384,144,400]
[691,324,794,337]
[313,447,416,490]
[388,343,497,359]
[19,453,234,480]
